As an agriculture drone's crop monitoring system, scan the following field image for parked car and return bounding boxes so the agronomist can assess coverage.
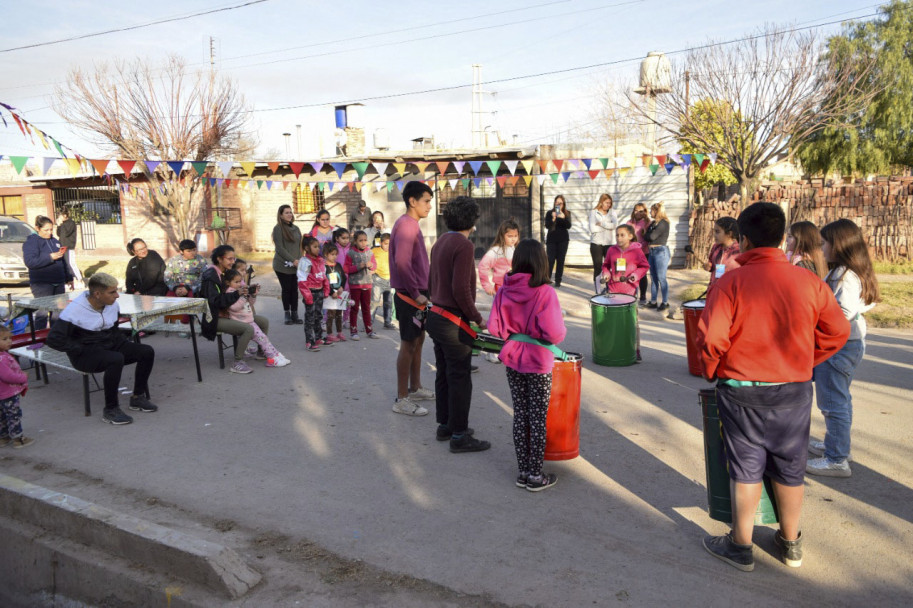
[0,216,37,284]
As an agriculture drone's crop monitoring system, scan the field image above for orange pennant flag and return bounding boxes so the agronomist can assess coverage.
[267,161,280,174]
[496,176,508,188]
[537,160,550,173]
[89,159,110,176]
[346,182,354,192]
[605,169,615,178]
[507,175,520,186]
[282,181,290,190]
[435,161,450,174]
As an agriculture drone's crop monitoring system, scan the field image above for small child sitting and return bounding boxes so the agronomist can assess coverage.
[371,233,394,329]
[224,270,290,367]
[0,324,34,448]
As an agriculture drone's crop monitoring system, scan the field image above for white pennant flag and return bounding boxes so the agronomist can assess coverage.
[217,161,234,177]
[503,160,519,175]
[448,179,458,189]
[373,162,389,176]
[536,174,548,186]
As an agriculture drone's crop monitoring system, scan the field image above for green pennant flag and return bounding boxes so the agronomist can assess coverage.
[694,153,706,165]
[598,158,609,170]
[461,178,470,189]
[649,164,660,176]
[9,156,29,174]
[52,138,66,158]
[353,162,369,179]
[256,180,264,189]
[317,182,326,192]
[386,182,394,192]
[550,173,559,184]
[485,160,501,175]
[191,161,208,177]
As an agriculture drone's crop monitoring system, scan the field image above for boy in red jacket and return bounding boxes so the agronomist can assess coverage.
[696,202,850,572]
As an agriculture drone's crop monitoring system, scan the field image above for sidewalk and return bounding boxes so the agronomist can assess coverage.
[2,267,911,606]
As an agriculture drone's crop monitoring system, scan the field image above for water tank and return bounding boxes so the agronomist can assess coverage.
[334,106,347,129]
[639,52,672,94]
[373,128,390,150]
[346,103,365,128]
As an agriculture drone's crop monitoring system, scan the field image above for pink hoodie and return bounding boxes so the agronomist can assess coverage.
[477,246,514,293]
[488,272,567,374]
[601,242,649,296]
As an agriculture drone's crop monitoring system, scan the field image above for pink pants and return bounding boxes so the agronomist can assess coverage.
[349,287,372,334]
[250,323,280,359]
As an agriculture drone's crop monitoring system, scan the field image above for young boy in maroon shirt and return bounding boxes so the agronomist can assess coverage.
[696,202,849,572]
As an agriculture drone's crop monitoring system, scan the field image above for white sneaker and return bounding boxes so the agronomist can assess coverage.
[267,354,290,367]
[808,440,853,462]
[409,387,435,401]
[806,457,851,478]
[485,352,501,364]
[392,397,428,416]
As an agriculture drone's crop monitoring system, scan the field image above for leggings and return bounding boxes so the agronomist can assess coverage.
[216,316,269,360]
[0,395,23,439]
[276,271,299,314]
[70,342,155,410]
[638,276,648,301]
[589,243,608,280]
[506,368,552,477]
[249,323,280,359]
[326,309,343,334]
[304,290,325,344]
[349,287,373,334]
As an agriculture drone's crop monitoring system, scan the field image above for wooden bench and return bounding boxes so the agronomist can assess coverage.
[10,345,101,416]
[121,318,237,372]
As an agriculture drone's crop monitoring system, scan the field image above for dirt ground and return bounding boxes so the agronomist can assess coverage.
[1,267,911,607]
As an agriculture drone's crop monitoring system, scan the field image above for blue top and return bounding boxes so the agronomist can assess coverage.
[22,233,72,285]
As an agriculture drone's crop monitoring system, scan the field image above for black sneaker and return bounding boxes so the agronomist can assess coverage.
[657,302,670,311]
[516,473,529,488]
[129,395,158,412]
[638,299,648,308]
[774,530,803,568]
[526,473,558,492]
[470,365,480,373]
[436,425,475,441]
[449,434,491,453]
[102,407,134,425]
[702,533,754,572]
[646,301,658,309]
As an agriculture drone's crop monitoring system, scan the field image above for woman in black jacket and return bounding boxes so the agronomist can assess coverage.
[644,201,671,311]
[23,215,73,328]
[545,195,572,287]
[125,238,168,296]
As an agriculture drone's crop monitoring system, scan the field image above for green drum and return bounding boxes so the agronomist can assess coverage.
[699,388,779,525]
[590,293,637,367]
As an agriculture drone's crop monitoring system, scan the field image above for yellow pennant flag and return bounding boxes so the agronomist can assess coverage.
[392,162,407,175]
[35,130,50,150]
[618,168,631,179]
[354,182,363,192]
[64,158,82,176]
[413,161,430,174]
[520,160,534,175]
[240,162,256,177]
[522,175,532,187]
[605,169,615,179]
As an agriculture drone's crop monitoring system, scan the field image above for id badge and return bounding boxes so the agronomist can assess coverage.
[715,264,726,279]
[615,258,627,273]
[328,271,339,285]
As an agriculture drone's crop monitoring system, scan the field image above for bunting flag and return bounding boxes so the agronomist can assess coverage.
[468,161,484,175]
[372,161,388,176]
[582,159,593,170]
[649,163,659,176]
[267,161,280,174]
[699,159,710,173]
[507,175,520,186]
[452,161,466,175]
[353,162,369,179]
[310,161,324,173]
[605,169,615,179]
[64,158,82,176]
[552,159,564,172]
[385,182,393,192]
[664,162,676,175]
[550,173,559,184]
[167,161,186,176]
[288,162,305,178]
[670,154,682,165]
[330,162,347,178]
[485,160,501,175]
[354,182,363,192]
[117,160,136,176]
[448,178,458,189]
[88,158,109,176]
[435,161,450,174]
[390,162,405,175]
[536,174,548,186]
[9,156,28,174]
[460,178,469,189]
[520,160,534,175]
[191,161,208,177]
[681,154,692,167]
[41,157,55,175]
[496,175,508,188]
[588,170,601,180]
[413,161,430,174]
[217,161,234,176]
[522,175,532,187]
[709,153,717,164]
[473,178,482,188]
[143,160,161,174]
[694,153,705,165]
[655,155,666,166]
[395,181,405,192]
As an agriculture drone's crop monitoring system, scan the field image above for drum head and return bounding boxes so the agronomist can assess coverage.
[590,293,637,306]
[683,299,706,310]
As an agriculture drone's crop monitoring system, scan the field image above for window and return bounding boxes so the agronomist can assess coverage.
[53,186,122,224]
[0,195,24,219]
[295,183,325,215]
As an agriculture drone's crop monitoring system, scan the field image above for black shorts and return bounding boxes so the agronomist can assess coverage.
[394,291,428,342]
[716,381,813,487]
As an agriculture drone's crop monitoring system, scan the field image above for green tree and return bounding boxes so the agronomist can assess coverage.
[796,0,912,176]
[679,99,737,197]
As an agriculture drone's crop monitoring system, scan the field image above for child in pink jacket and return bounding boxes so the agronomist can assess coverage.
[224,269,290,367]
[298,236,331,351]
[0,324,33,448]
[488,239,566,492]
[601,225,650,296]
[478,219,520,296]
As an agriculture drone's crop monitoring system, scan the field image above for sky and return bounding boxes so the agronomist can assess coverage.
[0,0,883,162]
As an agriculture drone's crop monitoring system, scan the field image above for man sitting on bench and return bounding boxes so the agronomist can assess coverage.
[46,272,157,425]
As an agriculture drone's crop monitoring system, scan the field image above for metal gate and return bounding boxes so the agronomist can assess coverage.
[80,220,96,250]
[435,180,532,259]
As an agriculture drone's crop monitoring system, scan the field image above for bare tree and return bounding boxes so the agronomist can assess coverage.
[627,26,876,204]
[584,79,646,156]
[53,55,257,242]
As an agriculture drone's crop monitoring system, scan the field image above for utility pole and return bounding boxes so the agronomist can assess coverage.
[296,124,302,159]
[283,133,291,158]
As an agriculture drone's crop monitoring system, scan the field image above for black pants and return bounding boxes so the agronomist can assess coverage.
[546,238,569,285]
[276,271,299,314]
[70,342,155,410]
[304,289,325,344]
[589,243,608,280]
[426,312,474,434]
[638,275,648,301]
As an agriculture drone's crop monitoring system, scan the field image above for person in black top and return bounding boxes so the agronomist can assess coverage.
[545,195,572,287]
[644,201,671,310]
[125,238,168,296]
[56,209,83,284]
[22,215,74,329]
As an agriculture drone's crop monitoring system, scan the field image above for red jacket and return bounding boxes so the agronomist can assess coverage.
[297,254,330,304]
[601,242,649,296]
[696,248,850,382]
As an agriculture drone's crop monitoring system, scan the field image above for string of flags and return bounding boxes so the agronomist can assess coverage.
[2,101,719,199]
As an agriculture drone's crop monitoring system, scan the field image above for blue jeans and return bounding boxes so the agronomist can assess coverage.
[814,338,865,462]
[648,246,670,303]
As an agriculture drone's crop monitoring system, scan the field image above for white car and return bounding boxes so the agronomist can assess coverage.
[0,216,37,284]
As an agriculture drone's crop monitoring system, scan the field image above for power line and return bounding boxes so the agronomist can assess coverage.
[0,0,270,54]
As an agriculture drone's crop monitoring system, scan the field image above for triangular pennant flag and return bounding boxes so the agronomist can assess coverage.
[9,113,26,135]
[143,160,160,174]
[619,168,631,178]
[565,159,579,170]
[375,182,385,192]
[588,170,601,180]
[522,175,532,187]
[288,162,305,178]
[468,161,484,175]
[536,174,548,186]
[694,154,705,165]
[553,159,565,172]
[699,159,710,173]
[561,172,571,182]
[35,130,50,150]
[670,154,682,165]
[473,178,482,188]
[709,153,717,164]
[435,161,450,174]
[307,162,322,174]
[167,161,185,176]
[598,158,609,170]
[217,161,234,176]
[582,159,593,170]
[605,169,615,179]
[41,157,56,175]
[89,158,109,176]
[664,162,676,175]
[396,181,405,192]
[372,162,388,176]
[117,160,136,177]
[256,180,264,189]
[330,162,347,178]
[460,178,470,189]
[385,182,394,192]
[269,181,276,190]
[52,138,66,158]
[537,160,550,173]
[485,160,502,175]
[354,182,363,192]
[649,164,659,176]
[191,161,208,177]
[550,173,559,184]
[283,181,290,190]
[452,161,466,175]
[209,178,217,187]
[655,155,666,166]
[392,162,407,175]
[9,156,29,174]
[65,158,82,176]
[267,162,280,174]
[413,161,430,174]
[506,175,520,186]
[448,179,458,189]
[353,162,369,179]
[496,175,508,187]
[346,182,354,192]
[681,154,692,166]
[317,181,326,192]
[520,160,534,175]
[238,161,255,176]
[224,179,232,189]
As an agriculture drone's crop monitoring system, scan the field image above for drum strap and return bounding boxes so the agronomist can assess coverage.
[429,305,478,339]
[396,291,427,311]
[508,333,569,362]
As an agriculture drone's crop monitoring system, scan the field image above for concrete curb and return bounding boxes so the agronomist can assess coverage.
[0,474,261,600]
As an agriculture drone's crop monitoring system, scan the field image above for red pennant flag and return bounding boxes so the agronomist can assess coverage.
[552,159,564,172]
[588,170,601,180]
[699,159,710,173]
[435,161,450,174]
[224,179,232,188]
[118,160,136,177]
[89,159,109,176]
[289,162,305,178]
[655,155,666,165]
[267,161,280,174]
[10,112,27,136]
[496,176,508,188]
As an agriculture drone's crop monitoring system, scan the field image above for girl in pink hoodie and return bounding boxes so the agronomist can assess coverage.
[0,324,33,448]
[478,219,520,296]
[488,239,566,492]
[601,225,650,296]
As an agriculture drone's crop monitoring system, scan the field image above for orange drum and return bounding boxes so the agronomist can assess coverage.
[544,352,583,460]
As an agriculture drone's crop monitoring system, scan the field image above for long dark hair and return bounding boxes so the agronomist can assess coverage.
[820,219,880,305]
[311,209,331,231]
[789,221,827,280]
[277,205,295,242]
[509,239,551,287]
